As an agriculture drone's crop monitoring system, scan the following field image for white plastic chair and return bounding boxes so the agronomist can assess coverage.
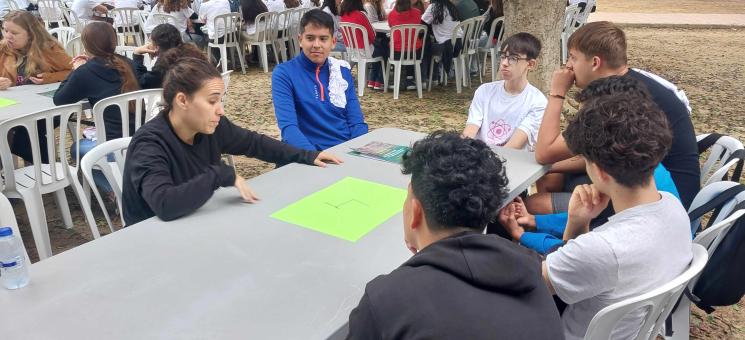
[81,137,131,233]
[244,11,275,73]
[208,12,246,74]
[62,7,83,33]
[561,4,581,65]
[460,14,486,87]
[91,89,164,142]
[272,9,294,63]
[7,0,21,10]
[696,133,744,186]
[479,16,505,82]
[339,22,387,97]
[48,26,77,49]
[0,192,30,265]
[427,18,478,93]
[111,7,144,46]
[64,34,83,56]
[37,0,68,29]
[584,244,708,340]
[287,8,307,58]
[137,10,151,41]
[115,45,154,69]
[575,0,596,26]
[0,103,97,260]
[385,24,427,99]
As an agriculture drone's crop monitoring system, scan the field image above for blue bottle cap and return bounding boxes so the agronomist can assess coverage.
[0,227,12,237]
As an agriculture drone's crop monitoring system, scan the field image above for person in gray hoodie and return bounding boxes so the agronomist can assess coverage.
[346,131,564,340]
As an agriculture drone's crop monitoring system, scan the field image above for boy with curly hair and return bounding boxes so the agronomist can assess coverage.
[346,131,563,339]
[503,93,693,339]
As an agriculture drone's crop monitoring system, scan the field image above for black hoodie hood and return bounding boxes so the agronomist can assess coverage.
[402,231,542,295]
[84,57,126,84]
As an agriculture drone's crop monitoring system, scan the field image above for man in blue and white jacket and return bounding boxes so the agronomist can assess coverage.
[271,9,368,151]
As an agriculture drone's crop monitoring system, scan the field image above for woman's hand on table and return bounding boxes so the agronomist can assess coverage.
[0,77,11,90]
[234,175,260,203]
[313,152,343,167]
[28,74,45,84]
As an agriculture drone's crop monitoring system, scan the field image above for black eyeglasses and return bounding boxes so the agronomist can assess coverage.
[499,53,530,66]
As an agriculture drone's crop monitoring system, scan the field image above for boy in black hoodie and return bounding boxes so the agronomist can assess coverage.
[346,131,564,340]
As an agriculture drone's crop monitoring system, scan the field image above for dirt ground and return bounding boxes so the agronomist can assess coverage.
[8,20,745,340]
[598,0,745,14]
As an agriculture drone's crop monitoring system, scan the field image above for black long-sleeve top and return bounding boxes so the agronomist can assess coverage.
[121,113,320,225]
[133,54,163,89]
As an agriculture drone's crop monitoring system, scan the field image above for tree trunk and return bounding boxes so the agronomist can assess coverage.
[502,0,565,94]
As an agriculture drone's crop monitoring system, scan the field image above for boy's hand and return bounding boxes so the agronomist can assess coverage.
[550,68,575,97]
[567,184,609,226]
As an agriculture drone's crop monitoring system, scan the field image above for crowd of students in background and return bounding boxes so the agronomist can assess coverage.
[0,1,703,338]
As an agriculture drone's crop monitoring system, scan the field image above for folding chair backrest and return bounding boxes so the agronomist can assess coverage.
[583,244,708,340]
[563,4,581,33]
[687,181,745,235]
[91,89,164,142]
[213,12,241,45]
[63,7,83,33]
[388,24,426,63]
[339,22,373,59]
[575,0,595,25]
[81,137,131,231]
[7,0,21,10]
[0,192,29,265]
[64,34,83,56]
[111,7,140,27]
[484,16,505,49]
[48,26,77,48]
[0,103,83,194]
[465,15,486,53]
[697,133,744,186]
[251,11,274,43]
[38,0,67,27]
[287,8,304,57]
[450,18,475,52]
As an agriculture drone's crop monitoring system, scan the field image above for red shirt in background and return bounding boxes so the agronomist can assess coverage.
[387,8,423,51]
[340,11,375,48]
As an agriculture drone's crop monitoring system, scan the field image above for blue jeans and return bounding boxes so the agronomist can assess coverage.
[71,139,113,193]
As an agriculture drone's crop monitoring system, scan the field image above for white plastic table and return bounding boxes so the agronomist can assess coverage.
[0,128,547,340]
[0,82,60,122]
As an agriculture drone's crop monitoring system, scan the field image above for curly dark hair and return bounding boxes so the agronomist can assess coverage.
[575,75,651,103]
[563,94,672,187]
[401,131,509,231]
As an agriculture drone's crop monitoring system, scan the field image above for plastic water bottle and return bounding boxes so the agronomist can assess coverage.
[0,227,30,290]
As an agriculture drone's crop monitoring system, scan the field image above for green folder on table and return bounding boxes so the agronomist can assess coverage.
[272,177,407,242]
[0,98,17,108]
[348,141,410,164]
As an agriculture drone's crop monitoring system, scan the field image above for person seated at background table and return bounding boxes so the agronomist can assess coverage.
[1,11,72,164]
[462,32,545,150]
[450,0,478,20]
[121,57,341,225]
[133,23,206,88]
[239,0,268,63]
[363,0,385,23]
[198,0,232,45]
[320,0,346,53]
[529,21,700,214]
[480,0,501,44]
[144,0,204,47]
[346,131,564,340]
[265,0,285,12]
[272,10,368,151]
[340,0,387,90]
[71,0,112,24]
[501,93,693,340]
[421,0,460,81]
[387,0,427,87]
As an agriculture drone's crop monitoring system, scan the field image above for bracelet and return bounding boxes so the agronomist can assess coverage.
[550,93,566,100]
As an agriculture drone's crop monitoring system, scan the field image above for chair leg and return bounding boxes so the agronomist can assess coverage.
[235,44,246,74]
[357,61,367,97]
[381,60,388,92]
[393,63,401,100]
[428,59,435,92]
[491,48,497,82]
[454,58,462,94]
[219,45,229,74]
[53,189,73,229]
[414,61,423,99]
[23,190,53,259]
[665,298,691,340]
[259,44,269,73]
[70,174,102,238]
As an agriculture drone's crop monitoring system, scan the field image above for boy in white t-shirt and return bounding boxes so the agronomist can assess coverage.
[501,92,693,340]
[463,32,546,150]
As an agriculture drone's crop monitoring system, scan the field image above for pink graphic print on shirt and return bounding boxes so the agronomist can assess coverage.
[487,119,512,146]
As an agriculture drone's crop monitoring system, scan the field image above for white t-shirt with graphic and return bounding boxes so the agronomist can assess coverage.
[466,80,546,149]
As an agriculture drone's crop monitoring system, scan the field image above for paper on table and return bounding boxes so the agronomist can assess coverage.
[0,98,18,107]
[271,177,407,242]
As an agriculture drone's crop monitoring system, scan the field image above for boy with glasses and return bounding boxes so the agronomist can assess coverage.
[462,32,546,150]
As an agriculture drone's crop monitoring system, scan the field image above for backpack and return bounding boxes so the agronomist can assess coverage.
[686,183,745,313]
[697,132,744,184]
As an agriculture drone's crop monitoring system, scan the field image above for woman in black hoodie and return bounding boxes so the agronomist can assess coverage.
[53,21,141,143]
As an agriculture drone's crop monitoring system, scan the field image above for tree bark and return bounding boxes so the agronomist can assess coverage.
[502,0,565,94]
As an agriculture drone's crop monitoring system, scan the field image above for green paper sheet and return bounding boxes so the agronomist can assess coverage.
[271,177,407,242]
[0,98,17,107]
